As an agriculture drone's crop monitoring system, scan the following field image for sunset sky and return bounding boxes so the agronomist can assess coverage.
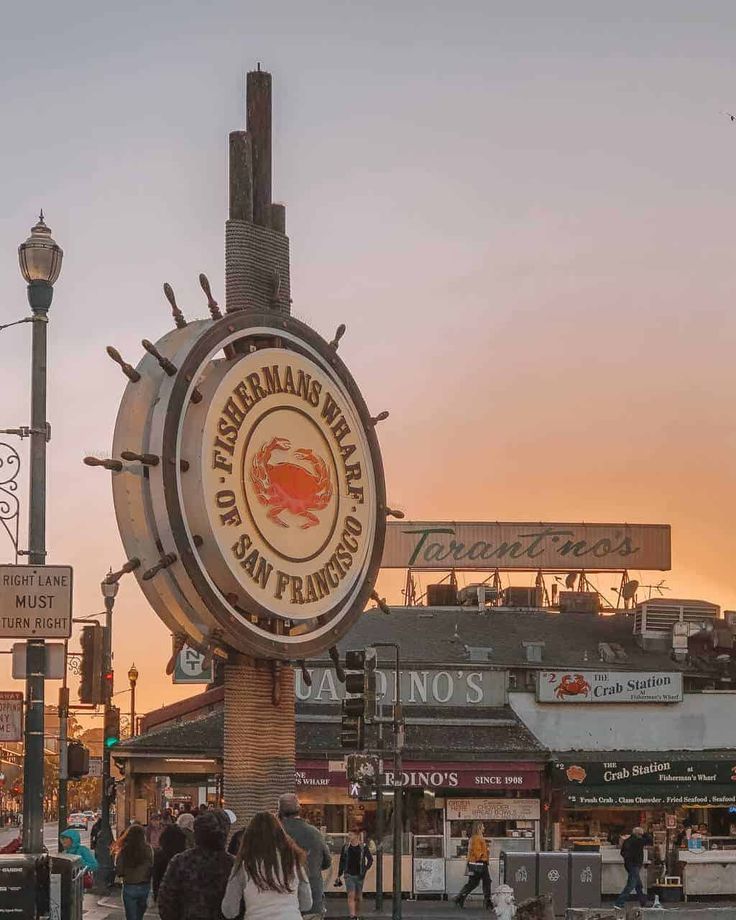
[2,1,736,720]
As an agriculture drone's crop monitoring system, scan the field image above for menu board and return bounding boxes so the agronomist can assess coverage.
[445,798,540,821]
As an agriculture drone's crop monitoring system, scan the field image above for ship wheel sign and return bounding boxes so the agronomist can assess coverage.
[91,283,387,661]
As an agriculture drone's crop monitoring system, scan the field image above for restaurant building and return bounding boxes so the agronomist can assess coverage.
[116,598,736,897]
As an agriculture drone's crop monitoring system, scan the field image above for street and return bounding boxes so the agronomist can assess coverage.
[0,819,92,852]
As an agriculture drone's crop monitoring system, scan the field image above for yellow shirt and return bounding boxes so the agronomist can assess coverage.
[468,835,489,863]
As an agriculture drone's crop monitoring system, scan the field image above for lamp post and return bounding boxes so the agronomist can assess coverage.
[94,574,118,887]
[18,213,63,854]
[128,664,138,737]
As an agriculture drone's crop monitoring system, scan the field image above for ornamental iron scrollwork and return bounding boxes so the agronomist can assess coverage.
[67,653,83,677]
[0,442,20,563]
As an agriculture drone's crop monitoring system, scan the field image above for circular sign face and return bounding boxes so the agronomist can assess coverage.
[111,310,386,660]
[200,348,376,621]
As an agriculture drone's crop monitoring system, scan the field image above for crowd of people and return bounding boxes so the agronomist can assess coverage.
[70,794,372,920]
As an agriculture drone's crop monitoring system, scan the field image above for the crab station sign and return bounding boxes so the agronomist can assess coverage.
[537,670,683,703]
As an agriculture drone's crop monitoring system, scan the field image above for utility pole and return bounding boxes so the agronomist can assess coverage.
[17,214,63,854]
[57,672,69,848]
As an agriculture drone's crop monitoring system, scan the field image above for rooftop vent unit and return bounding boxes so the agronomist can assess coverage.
[634,599,720,637]
[458,584,500,610]
[465,645,494,662]
[504,586,543,608]
[426,584,458,607]
[559,591,599,614]
[522,640,545,663]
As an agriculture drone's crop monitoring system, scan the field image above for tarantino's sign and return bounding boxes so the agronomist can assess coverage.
[382,522,671,571]
[538,671,683,704]
[555,759,736,787]
[203,348,376,620]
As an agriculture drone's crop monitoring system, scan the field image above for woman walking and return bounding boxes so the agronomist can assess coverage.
[453,822,491,909]
[221,811,312,919]
[113,824,154,920]
[152,822,188,902]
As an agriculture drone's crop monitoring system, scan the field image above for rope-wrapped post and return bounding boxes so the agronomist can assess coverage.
[224,658,296,828]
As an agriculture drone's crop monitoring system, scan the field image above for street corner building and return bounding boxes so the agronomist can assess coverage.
[114,594,736,901]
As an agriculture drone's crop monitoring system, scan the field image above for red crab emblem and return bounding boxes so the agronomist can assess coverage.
[250,436,333,529]
[554,674,591,699]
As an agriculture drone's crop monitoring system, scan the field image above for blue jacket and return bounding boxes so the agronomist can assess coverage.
[60,828,98,870]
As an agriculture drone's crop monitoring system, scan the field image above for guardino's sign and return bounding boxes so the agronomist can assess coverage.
[382,522,671,571]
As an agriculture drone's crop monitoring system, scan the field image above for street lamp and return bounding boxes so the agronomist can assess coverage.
[17,213,63,855]
[128,663,139,737]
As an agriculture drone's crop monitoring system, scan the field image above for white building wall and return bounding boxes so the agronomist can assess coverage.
[510,691,736,751]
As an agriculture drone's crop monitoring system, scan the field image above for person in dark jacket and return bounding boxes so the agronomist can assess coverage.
[157,811,233,920]
[278,794,332,919]
[614,826,647,908]
[90,815,102,851]
[152,823,187,901]
[336,831,373,920]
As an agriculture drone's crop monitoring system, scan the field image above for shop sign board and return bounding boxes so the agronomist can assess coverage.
[554,758,736,787]
[564,786,736,807]
[172,644,213,684]
[296,667,506,706]
[0,692,23,742]
[538,671,683,704]
[445,798,541,821]
[0,565,73,638]
[383,522,671,571]
[296,761,540,790]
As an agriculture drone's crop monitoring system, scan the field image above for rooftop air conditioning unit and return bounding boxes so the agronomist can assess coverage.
[458,584,500,609]
[504,586,543,608]
[559,591,599,614]
[426,583,458,607]
[634,599,720,637]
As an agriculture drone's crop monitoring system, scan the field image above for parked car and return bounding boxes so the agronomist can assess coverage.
[67,813,87,829]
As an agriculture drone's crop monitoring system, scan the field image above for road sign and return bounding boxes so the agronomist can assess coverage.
[11,642,65,679]
[172,644,213,684]
[0,691,23,742]
[88,757,103,778]
[0,565,73,638]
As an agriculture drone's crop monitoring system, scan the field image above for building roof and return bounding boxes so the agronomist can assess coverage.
[328,606,684,671]
[116,704,547,762]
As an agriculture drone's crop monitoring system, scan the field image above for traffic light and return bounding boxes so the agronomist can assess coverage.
[340,648,377,749]
[104,705,121,749]
[67,741,90,779]
[79,625,105,704]
[102,668,114,705]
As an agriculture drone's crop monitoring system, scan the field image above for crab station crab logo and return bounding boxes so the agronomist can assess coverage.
[202,347,375,620]
[552,673,592,699]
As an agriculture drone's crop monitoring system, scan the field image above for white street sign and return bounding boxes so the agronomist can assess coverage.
[88,757,103,778]
[0,565,73,638]
[11,642,65,679]
[0,691,23,742]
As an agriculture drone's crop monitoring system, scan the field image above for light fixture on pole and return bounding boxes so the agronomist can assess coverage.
[128,663,139,737]
[17,213,63,855]
[94,571,118,888]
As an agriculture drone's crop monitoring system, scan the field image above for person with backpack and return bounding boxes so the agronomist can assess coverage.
[113,823,154,920]
[335,830,373,920]
[614,826,648,908]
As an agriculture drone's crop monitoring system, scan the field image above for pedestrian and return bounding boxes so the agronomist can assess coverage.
[60,828,98,872]
[277,793,332,920]
[222,811,312,920]
[453,822,491,909]
[152,823,187,901]
[615,826,647,908]
[335,830,373,920]
[113,824,154,920]
[157,810,234,920]
[90,814,102,851]
[177,811,196,847]
[146,812,164,849]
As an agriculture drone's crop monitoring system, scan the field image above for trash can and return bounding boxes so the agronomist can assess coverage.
[538,852,570,915]
[50,853,84,920]
[501,850,537,903]
[569,852,601,908]
[0,853,41,918]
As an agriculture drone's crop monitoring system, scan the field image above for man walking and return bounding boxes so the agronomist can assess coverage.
[278,793,332,920]
[615,826,648,908]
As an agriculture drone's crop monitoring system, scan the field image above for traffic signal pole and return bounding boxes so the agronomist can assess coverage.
[93,584,116,889]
